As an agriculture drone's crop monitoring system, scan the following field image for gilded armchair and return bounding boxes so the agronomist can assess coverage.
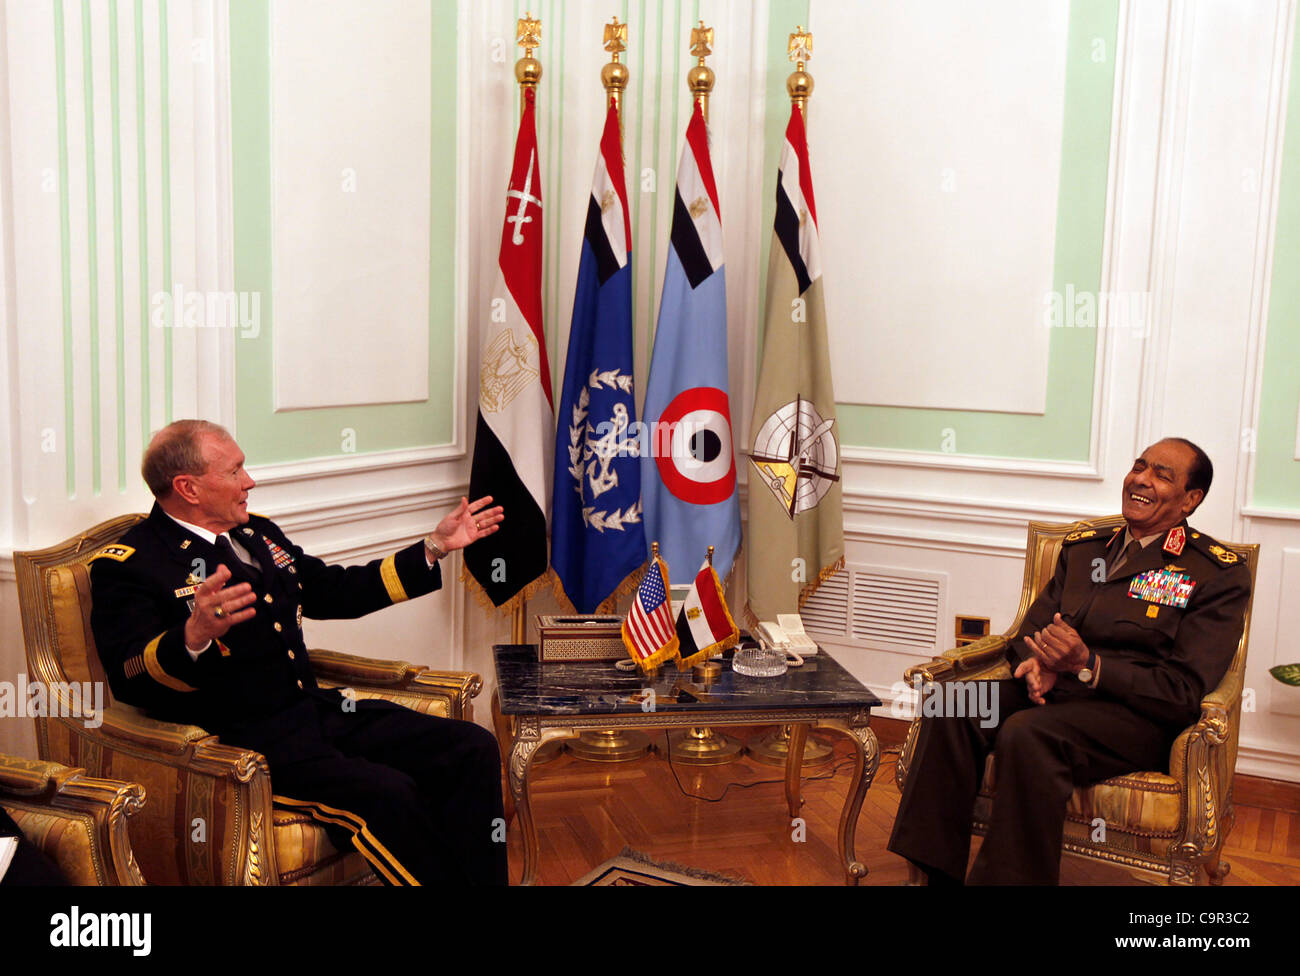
[14,514,483,885]
[0,753,146,885]
[894,515,1257,885]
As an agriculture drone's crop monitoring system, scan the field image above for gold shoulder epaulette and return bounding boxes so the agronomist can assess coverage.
[1186,530,1240,567]
[88,544,135,563]
[1062,525,1101,545]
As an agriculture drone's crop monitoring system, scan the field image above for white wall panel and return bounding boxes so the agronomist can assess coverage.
[812,0,1062,414]
[270,0,431,410]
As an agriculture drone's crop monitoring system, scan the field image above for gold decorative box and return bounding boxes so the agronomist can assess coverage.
[536,615,626,662]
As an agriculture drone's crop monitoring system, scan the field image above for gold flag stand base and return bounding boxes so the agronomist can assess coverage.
[666,727,744,765]
[748,723,834,767]
[532,740,565,765]
[568,729,653,762]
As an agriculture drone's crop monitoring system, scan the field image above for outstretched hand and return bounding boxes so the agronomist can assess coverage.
[184,563,256,649]
[428,496,504,554]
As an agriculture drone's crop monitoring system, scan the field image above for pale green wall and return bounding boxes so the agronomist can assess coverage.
[229,0,458,465]
[765,0,1119,463]
[1251,9,1300,510]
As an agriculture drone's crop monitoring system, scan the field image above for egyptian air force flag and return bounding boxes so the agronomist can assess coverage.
[642,100,741,586]
[745,104,844,623]
[674,558,739,670]
[551,99,646,614]
[466,87,554,609]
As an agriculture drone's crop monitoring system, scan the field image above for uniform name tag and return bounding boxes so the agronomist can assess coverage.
[1129,569,1195,608]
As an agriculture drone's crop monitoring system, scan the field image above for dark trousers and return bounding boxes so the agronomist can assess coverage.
[237,697,507,886]
[888,679,1175,884]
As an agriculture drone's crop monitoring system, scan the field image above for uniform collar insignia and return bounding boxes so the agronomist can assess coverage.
[1162,526,1186,555]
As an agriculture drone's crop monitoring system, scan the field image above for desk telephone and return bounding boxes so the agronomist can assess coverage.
[752,614,819,655]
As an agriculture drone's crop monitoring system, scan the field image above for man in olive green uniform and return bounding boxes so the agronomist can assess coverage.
[888,438,1251,884]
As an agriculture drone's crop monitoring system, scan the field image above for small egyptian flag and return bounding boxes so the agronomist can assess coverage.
[674,559,739,670]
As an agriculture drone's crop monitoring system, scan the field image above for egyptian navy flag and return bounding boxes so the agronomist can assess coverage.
[466,87,554,609]
[745,103,844,623]
[551,100,646,614]
[641,100,741,587]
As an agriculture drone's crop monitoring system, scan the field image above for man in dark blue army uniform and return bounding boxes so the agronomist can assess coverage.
[889,438,1252,885]
[90,419,508,885]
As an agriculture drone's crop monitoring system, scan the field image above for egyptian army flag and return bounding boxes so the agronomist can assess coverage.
[620,553,678,671]
[551,99,647,613]
[745,104,844,623]
[642,100,741,586]
[674,558,740,670]
[466,87,554,609]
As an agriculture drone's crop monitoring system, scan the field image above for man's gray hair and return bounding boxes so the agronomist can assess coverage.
[141,420,232,499]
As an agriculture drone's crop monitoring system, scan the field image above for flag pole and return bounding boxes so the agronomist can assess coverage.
[601,16,629,128]
[664,24,743,766]
[567,16,652,764]
[503,13,543,647]
[750,25,834,771]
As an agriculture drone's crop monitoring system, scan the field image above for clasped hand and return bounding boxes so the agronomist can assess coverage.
[1013,613,1090,705]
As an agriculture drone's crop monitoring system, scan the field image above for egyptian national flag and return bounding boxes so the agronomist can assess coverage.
[551,99,646,613]
[673,559,739,670]
[745,104,844,623]
[465,87,553,609]
[641,100,741,587]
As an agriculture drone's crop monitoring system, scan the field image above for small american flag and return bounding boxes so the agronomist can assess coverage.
[620,556,679,670]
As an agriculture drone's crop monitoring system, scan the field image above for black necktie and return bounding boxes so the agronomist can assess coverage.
[215,534,260,580]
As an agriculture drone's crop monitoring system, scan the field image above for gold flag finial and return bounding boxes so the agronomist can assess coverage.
[786,26,814,110]
[603,16,627,57]
[515,13,542,101]
[690,20,713,59]
[601,17,630,119]
[687,20,716,121]
[651,540,661,559]
[707,545,715,567]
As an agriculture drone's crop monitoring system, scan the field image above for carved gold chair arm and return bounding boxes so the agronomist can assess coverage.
[0,754,147,885]
[87,702,212,755]
[309,648,483,722]
[46,712,277,885]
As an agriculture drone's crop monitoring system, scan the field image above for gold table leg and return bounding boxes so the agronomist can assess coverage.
[819,715,880,885]
[507,719,572,886]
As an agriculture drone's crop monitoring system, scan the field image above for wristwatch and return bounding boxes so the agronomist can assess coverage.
[424,534,447,561]
[1077,650,1098,685]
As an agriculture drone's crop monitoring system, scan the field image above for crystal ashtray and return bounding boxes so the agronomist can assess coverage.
[731,645,788,678]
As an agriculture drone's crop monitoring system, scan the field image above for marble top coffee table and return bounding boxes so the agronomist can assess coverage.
[491,643,882,885]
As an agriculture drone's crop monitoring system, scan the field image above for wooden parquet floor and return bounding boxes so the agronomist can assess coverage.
[505,727,1300,886]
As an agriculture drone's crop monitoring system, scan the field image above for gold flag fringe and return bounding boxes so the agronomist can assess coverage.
[546,560,647,617]
[798,555,845,609]
[460,565,557,618]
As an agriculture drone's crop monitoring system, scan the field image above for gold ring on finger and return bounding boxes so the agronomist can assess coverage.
[213,606,227,619]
